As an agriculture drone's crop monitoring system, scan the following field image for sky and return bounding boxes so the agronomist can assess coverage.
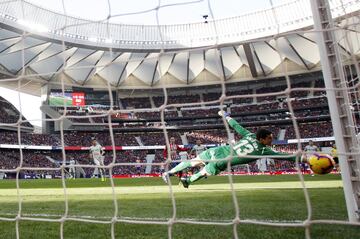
[0,0,293,127]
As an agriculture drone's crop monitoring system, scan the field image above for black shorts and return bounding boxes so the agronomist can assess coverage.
[333,157,339,164]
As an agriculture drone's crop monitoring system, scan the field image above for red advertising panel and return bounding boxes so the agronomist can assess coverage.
[72,92,85,106]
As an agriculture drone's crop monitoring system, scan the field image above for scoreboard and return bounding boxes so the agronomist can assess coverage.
[49,89,116,106]
[72,92,85,106]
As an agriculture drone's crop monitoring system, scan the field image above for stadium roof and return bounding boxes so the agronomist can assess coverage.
[0,0,358,95]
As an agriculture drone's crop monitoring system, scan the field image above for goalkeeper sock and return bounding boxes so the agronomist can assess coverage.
[168,161,192,174]
[189,171,206,183]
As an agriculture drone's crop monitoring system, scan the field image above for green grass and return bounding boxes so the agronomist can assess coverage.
[0,174,359,239]
[49,96,72,106]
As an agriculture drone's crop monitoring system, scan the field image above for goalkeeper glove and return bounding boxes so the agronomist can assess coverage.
[218,110,230,118]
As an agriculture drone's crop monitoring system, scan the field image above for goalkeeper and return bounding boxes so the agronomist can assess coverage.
[162,111,302,188]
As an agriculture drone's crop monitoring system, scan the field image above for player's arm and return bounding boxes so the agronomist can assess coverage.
[218,111,252,137]
[100,146,105,156]
[263,147,302,162]
[176,144,189,152]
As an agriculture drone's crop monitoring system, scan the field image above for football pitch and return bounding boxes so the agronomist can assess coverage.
[0,174,359,239]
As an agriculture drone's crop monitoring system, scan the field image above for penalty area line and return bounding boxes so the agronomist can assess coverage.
[0,212,304,224]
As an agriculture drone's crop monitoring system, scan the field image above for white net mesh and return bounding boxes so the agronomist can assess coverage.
[0,0,359,238]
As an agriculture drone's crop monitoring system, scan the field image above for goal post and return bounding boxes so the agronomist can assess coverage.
[310,0,360,222]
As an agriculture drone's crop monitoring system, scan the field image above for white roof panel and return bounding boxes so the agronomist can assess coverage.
[0,29,20,40]
[5,37,45,54]
[132,53,159,84]
[158,53,174,76]
[0,38,21,53]
[30,47,77,78]
[221,47,243,78]
[65,51,104,83]
[253,41,282,73]
[95,51,120,73]
[168,52,188,82]
[205,49,222,78]
[188,50,204,82]
[287,35,319,65]
[269,38,306,67]
[65,48,95,67]
[96,53,131,85]
[0,42,50,73]
[235,45,249,66]
[31,43,63,62]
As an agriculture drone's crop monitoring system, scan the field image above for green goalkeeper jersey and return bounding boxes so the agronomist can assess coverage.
[207,118,297,172]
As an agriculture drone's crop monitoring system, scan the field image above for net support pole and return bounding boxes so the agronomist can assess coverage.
[41,84,50,134]
[310,0,360,222]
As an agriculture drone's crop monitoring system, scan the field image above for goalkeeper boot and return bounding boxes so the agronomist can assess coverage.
[161,173,169,184]
[180,177,189,188]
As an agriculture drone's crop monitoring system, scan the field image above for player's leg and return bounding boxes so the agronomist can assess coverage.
[162,156,205,183]
[180,162,218,188]
[99,157,106,181]
[93,159,101,178]
[69,167,75,179]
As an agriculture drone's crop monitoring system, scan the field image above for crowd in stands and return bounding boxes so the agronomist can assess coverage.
[0,97,33,128]
[181,108,219,117]
[186,130,227,144]
[121,97,152,109]
[140,132,182,146]
[290,81,312,98]
[0,119,335,148]
[66,111,91,123]
[313,78,326,96]
[0,76,350,178]
[285,121,334,139]
[228,89,253,104]
[0,149,151,177]
[135,110,178,120]
[0,132,61,146]
[256,85,287,102]
[0,142,320,177]
[0,149,62,178]
[153,94,201,107]
[48,90,330,129]
[63,132,139,146]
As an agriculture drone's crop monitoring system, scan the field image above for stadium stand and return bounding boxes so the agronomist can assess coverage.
[0,97,33,128]
[0,75,338,177]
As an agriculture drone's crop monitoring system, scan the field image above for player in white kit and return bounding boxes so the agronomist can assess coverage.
[190,140,207,157]
[304,140,319,155]
[89,139,106,181]
[69,158,76,179]
[189,140,208,176]
[304,140,319,175]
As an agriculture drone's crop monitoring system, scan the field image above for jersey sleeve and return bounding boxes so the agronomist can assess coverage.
[228,118,252,137]
[177,145,188,152]
[163,147,167,159]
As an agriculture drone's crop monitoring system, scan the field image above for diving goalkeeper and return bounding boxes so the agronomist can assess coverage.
[162,111,302,188]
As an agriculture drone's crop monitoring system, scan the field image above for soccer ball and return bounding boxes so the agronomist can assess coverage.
[308,153,335,175]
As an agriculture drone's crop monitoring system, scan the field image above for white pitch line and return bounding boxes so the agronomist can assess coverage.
[0,180,343,196]
[0,212,304,224]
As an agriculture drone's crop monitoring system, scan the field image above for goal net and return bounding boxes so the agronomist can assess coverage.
[0,0,359,238]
